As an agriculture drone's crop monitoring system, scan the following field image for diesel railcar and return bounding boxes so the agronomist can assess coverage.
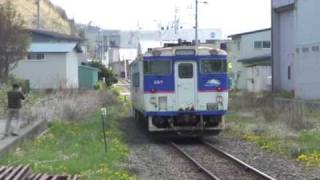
[130,43,228,136]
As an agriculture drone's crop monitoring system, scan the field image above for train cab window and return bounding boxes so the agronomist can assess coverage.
[144,61,171,75]
[200,60,227,74]
[178,63,193,79]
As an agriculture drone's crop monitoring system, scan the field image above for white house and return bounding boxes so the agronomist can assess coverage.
[272,0,320,99]
[229,29,272,92]
[12,43,82,89]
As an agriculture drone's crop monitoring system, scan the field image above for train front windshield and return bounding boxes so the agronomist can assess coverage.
[144,61,172,75]
[200,60,227,74]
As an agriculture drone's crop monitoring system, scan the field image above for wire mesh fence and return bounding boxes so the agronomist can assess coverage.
[230,93,319,131]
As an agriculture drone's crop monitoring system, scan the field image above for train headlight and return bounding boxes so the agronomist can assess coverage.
[150,97,157,104]
[216,95,223,104]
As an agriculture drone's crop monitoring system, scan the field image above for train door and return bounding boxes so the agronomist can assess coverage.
[175,61,197,110]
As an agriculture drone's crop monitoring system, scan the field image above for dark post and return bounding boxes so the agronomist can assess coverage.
[101,108,108,152]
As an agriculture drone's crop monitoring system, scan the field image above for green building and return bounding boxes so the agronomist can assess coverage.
[79,65,100,89]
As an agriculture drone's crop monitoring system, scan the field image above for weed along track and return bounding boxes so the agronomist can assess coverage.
[169,140,276,180]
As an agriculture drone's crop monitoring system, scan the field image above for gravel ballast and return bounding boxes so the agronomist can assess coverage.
[206,135,320,180]
[122,117,209,180]
[122,116,320,180]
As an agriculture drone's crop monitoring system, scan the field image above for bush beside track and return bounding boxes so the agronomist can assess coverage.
[226,92,320,167]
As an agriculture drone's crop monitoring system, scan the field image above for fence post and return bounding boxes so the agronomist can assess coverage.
[101,108,108,152]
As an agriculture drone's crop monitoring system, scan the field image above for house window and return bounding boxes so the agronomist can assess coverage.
[27,53,45,60]
[302,47,309,53]
[263,41,271,48]
[312,46,319,52]
[288,66,291,80]
[254,41,271,49]
[254,41,263,49]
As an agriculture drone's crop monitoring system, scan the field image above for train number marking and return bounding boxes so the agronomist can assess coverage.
[154,80,164,85]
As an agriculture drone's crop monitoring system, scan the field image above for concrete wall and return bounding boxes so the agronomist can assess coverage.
[12,53,67,89]
[273,0,320,99]
[247,66,272,92]
[111,61,129,78]
[295,0,320,99]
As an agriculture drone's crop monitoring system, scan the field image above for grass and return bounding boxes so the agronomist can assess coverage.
[0,105,135,180]
[225,109,320,167]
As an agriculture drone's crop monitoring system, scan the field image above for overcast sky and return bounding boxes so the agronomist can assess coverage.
[50,0,271,37]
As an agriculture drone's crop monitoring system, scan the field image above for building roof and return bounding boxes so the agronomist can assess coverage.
[238,54,271,67]
[228,28,271,38]
[29,43,83,53]
[79,65,100,72]
[26,29,84,42]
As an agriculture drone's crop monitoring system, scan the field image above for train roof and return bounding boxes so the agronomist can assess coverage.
[143,45,227,57]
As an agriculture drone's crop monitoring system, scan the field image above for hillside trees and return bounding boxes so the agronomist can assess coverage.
[0,1,30,83]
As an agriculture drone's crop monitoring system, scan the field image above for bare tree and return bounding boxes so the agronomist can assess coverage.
[0,1,30,83]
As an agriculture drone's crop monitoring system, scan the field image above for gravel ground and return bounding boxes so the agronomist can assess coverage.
[205,134,320,180]
[121,114,320,180]
[181,143,257,180]
[122,117,209,180]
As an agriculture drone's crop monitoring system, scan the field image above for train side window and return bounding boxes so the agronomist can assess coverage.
[200,60,227,74]
[178,63,193,79]
[133,72,140,87]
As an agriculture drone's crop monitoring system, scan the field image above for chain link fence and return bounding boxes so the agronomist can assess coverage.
[230,93,318,131]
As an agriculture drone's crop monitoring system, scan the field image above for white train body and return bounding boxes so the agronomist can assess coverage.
[130,44,228,135]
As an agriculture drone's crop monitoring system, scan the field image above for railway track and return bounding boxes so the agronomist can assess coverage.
[169,140,276,180]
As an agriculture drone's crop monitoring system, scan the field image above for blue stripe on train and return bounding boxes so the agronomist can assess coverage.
[144,75,175,92]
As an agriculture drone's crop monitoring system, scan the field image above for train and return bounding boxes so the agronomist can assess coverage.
[130,42,228,136]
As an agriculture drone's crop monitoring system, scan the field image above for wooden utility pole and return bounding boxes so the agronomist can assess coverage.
[37,0,40,29]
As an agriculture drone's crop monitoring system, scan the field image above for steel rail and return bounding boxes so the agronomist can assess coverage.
[202,140,277,180]
[169,141,221,180]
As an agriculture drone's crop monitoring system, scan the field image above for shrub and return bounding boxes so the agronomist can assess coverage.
[23,90,118,123]
[89,61,118,87]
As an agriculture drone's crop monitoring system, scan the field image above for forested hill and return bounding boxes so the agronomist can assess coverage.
[0,0,74,35]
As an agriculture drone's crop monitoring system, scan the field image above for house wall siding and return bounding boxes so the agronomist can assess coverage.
[230,30,271,91]
[239,31,271,59]
[66,51,79,88]
[12,53,67,89]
